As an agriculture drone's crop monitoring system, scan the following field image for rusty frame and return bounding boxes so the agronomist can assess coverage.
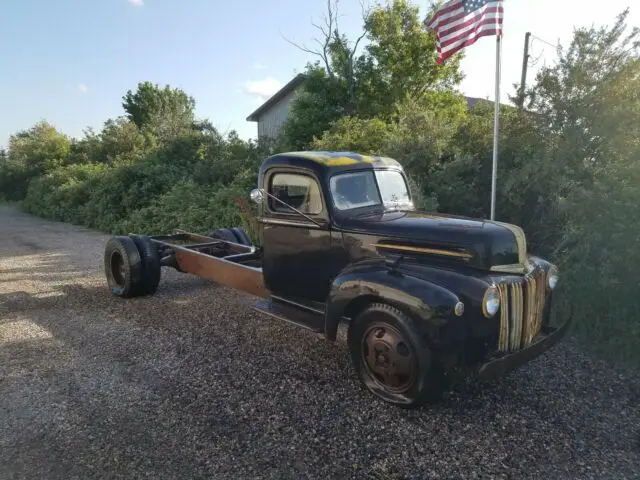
[149,229,269,298]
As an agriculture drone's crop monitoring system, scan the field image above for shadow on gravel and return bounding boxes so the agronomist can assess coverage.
[2,273,639,478]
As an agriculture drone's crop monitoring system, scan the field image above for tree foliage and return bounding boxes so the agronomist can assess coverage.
[364,0,463,112]
[0,121,71,200]
[122,81,197,141]
[281,0,464,149]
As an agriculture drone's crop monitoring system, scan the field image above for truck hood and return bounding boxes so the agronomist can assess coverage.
[336,210,527,271]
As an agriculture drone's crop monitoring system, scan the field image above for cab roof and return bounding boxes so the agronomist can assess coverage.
[259,151,403,178]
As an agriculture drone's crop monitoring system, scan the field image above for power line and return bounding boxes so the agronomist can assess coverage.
[530,34,559,50]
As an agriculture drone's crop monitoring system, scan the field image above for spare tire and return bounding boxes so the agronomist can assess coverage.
[104,236,144,298]
[129,234,162,296]
[230,227,252,246]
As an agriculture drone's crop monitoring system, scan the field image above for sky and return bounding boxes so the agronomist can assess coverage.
[0,0,638,149]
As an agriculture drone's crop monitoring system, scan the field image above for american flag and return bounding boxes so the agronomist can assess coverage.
[425,0,504,64]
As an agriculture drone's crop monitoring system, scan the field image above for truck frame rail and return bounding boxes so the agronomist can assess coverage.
[149,229,268,298]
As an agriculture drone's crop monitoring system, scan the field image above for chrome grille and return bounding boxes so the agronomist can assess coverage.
[497,268,548,352]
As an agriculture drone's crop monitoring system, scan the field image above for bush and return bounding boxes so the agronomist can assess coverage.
[17,118,266,236]
[22,163,108,224]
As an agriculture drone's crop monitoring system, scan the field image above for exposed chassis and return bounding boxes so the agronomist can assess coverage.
[149,229,269,299]
[145,229,571,386]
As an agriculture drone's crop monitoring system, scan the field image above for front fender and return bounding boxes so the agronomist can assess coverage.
[324,262,461,341]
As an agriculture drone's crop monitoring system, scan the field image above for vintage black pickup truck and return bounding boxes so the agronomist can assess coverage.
[103,150,570,407]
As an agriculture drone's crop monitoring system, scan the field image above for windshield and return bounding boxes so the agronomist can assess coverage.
[330,169,413,212]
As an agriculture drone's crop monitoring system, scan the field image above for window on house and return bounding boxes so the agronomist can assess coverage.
[269,173,323,215]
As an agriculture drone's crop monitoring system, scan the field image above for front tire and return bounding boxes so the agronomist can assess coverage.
[347,303,442,408]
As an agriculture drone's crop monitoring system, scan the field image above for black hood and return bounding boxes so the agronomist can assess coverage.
[336,210,526,271]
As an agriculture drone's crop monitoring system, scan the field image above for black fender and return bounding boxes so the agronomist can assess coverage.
[324,262,462,341]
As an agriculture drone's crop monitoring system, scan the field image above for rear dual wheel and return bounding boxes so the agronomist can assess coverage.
[348,303,443,408]
[104,235,161,298]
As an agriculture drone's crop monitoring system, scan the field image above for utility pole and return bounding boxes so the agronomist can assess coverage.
[518,32,531,109]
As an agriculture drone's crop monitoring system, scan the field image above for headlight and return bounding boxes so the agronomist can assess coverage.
[548,266,559,290]
[482,285,500,318]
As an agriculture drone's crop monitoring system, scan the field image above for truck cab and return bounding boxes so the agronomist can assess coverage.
[104,150,571,408]
[255,151,413,303]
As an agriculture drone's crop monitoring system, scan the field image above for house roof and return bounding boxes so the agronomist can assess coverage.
[246,73,307,122]
[465,96,485,108]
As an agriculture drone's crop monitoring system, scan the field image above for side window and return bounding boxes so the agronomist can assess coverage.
[269,173,323,215]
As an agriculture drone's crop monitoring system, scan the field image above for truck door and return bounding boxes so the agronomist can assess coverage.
[260,169,334,302]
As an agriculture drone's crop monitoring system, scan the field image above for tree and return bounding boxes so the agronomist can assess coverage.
[0,121,71,200]
[99,117,149,164]
[122,81,196,140]
[532,10,640,362]
[283,0,368,115]
[280,68,351,150]
[528,8,640,189]
[363,0,463,115]
[281,0,464,149]
[310,116,392,153]
[7,121,71,171]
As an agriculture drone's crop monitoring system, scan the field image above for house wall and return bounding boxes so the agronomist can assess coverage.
[257,88,300,139]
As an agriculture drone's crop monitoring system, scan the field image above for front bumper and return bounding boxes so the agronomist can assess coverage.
[477,315,572,380]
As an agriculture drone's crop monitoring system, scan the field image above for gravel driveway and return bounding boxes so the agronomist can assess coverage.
[0,205,638,480]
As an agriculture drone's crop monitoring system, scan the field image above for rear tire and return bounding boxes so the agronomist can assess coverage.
[347,303,442,408]
[129,234,161,296]
[104,236,144,298]
[207,228,237,243]
[230,227,252,246]
[207,227,252,246]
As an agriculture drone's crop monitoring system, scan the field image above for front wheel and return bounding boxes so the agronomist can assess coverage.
[347,303,442,408]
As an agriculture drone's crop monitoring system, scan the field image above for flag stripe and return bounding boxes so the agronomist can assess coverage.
[427,1,464,29]
[436,1,502,31]
[438,5,503,40]
[437,28,500,64]
[440,16,503,48]
[432,9,468,32]
[426,0,504,64]
[439,22,503,55]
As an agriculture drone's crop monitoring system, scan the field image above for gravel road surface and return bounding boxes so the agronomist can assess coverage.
[0,205,638,479]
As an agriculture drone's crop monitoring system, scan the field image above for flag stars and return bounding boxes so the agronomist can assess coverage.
[464,0,493,13]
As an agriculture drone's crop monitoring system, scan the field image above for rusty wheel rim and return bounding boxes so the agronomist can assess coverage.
[361,321,418,394]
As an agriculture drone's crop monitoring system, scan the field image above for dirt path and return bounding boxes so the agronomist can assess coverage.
[0,205,638,479]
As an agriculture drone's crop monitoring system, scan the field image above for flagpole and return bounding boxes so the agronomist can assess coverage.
[490,33,502,221]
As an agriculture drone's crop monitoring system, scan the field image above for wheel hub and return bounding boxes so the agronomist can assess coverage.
[376,351,390,367]
[362,323,418,394]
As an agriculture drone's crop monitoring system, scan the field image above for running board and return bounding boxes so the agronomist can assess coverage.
[253,299,325,333]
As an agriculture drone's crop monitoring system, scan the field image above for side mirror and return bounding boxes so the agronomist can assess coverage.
[250,188,264,204]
